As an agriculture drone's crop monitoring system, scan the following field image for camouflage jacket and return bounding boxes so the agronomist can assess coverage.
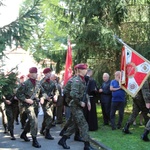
[63,76,76,105]
[134,80,150,103]
[141,80,150,103]
[16,79,40,103]
[40,79,59,102]
[70,75,87,106]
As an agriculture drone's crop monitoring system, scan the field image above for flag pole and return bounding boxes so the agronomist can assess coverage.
[114,35,150,62]
[114,35,136,52]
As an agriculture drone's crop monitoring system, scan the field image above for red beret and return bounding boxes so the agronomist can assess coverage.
[29,67,37,73]
[43,68,51,74]
[20,75,25,79]
[74,64,79,70]
[76,63,88,69]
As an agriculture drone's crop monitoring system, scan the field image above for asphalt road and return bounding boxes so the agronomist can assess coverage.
[0,113,84,150]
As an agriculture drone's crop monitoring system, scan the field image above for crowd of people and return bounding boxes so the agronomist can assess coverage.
[0,63,150,149]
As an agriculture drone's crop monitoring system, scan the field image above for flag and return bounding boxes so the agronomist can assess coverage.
[121,45,150,97]
[63,40,73,86]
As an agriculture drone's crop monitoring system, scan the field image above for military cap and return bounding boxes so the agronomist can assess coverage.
[76,63,88,69]
[74,64,79,70]
[43,68,51,74]
[29,67,37,73]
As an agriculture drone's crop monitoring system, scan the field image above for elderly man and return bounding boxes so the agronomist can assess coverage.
[99,73,112,125]
[110,71,126,130]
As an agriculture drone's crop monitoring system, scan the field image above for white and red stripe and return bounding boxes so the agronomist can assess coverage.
[121,45,150,97]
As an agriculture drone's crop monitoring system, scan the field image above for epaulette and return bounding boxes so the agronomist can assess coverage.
[76,80,79,82]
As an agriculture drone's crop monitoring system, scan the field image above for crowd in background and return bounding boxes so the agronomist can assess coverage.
[0,64,150,149]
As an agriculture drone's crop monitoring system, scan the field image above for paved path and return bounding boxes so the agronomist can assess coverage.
[0,114,84,150]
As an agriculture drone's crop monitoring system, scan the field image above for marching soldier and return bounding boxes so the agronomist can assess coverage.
[18,75,28,129]
[39,68,58,140]
[58,63,94,150]
[59,64,83,142]
[123,80,150,134]
[16,67,41,148]
[141,80,150,141]
[3,72,18,140]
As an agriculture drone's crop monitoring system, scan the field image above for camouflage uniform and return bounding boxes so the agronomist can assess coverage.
[3,94,19,140]
[39,78,59,139]
[141,80,150,141]
[63,75,90,141]
[0,101,8,133]
[18,101,28,129]
[127,81,149,124]
[16,79,40,137]
[59,76,81,140]
[123,80,150,134]
[59,77,74,133]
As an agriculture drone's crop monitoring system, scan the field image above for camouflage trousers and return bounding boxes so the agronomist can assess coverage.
[62,110,79,132]
[41,101,53,130]
[19,103,28,127]
[5,103,18,131]
[0,102,7,127]
[23,103,39,137]
[146,119,150,131]
[127,98,149,125]
[64,106,90,142]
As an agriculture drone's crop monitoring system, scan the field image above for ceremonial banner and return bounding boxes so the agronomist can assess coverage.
[63,40,72,86]
[121,45,150,97]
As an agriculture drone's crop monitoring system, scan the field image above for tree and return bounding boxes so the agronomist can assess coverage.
[42,0,150,82]
[0,0,42,100]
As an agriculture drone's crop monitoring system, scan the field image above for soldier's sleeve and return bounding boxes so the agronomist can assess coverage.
[39,82,47,99]
[141,80,150,103]
[16,83,26,102]
[53,83,59,98]
[70,78,81,105]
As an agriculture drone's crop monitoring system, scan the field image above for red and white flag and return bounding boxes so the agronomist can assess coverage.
[63,40,73,86]
[121,45,150,97]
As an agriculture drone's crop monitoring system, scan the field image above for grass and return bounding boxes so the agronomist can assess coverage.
[89,102,150,150]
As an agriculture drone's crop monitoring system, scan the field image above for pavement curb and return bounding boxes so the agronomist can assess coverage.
[90,138,112,150]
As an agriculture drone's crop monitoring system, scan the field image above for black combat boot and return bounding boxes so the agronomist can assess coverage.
[58,135,70,149]
[4,124,8,134]
[84,141,95,150]
[122,123,132,134]
[10,130,16,140]
[20,131,30,141]
[74,130,84,142]
[32,136,41,148]
[141,129,149,141]
[59,128,66,136]
[45,129,54,140]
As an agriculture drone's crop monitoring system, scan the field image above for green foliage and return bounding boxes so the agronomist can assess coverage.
[0,0,42,99]
[0,72,18,100]
[0,0,42,56]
